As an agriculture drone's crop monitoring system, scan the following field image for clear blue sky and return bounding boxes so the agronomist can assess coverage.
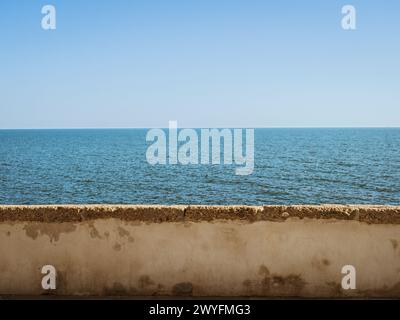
[0,0,399,128]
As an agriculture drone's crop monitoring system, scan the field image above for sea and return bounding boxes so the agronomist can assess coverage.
[0,128,399,205]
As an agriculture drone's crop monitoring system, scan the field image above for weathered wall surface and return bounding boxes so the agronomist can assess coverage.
[0,205,400,298]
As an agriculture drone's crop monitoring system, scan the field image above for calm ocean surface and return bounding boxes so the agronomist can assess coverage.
[0,128,399,205]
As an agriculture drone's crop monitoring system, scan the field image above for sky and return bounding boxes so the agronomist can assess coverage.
[0,0,399,128]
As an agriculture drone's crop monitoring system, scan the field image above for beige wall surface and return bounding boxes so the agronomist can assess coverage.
[0,205,400,298]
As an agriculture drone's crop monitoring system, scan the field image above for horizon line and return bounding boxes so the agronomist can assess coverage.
[1,126,400,130]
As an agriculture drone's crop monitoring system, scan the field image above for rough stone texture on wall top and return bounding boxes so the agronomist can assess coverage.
[0,204,400,224]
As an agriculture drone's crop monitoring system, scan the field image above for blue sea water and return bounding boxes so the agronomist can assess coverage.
[0,128,399,205]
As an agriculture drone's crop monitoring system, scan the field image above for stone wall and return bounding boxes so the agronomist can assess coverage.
[0,205,399,298]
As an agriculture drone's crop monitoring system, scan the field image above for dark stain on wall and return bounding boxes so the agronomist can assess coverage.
[24,223,77,242]
[172,282,193,296]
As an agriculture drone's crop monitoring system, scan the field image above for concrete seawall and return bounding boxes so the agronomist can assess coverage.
[1,205,400,298]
